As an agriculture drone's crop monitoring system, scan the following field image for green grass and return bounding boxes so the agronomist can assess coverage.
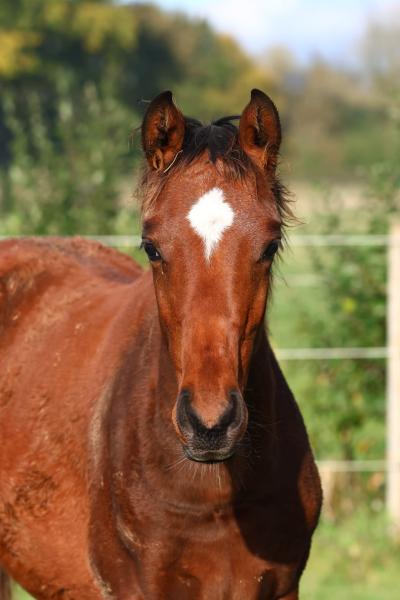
[302,509,400,599]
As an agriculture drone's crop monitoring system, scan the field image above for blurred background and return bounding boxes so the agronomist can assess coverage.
[1,1,400,598]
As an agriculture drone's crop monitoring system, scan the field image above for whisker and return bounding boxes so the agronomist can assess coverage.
[165,455,188,472]
[216,464,222,495]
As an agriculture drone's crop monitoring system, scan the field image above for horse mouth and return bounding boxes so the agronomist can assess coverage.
[183,446,235,463]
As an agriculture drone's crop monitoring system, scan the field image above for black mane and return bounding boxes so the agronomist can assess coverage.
[181,116,249,169]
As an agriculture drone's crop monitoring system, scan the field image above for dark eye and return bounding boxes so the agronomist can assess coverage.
[261,240,281,262]
[142,241,162,262]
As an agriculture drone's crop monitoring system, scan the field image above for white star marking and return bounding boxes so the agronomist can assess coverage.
[187,187,234,261]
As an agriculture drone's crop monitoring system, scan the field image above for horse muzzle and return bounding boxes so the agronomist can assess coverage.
[173,388,248,463]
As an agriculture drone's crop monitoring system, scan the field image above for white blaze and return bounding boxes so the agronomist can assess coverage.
[187,187,234,261]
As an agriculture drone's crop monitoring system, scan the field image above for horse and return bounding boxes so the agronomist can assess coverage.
[0,89,322,600]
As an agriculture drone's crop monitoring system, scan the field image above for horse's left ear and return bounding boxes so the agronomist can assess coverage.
[239,89,281,172]
[141,91,185,171]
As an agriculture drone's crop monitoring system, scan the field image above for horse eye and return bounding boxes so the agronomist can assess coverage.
[261,240,280,261]
[142,241,162,262]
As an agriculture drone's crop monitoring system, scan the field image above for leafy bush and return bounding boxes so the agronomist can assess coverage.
[267,99,400,518]
[0,82,137,234]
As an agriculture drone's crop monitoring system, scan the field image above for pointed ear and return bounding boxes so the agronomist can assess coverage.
[141,91,185,171]
[239,89,281,172]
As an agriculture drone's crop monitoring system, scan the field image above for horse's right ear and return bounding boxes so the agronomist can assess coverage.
[141,91,185,172]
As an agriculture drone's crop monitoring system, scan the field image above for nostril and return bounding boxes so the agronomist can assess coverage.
[176,389,198,433]
[180,389,191,402]
[229,390,242,406]
[226,389,244,431]
[211,390,242,430]
[217,395,236,429]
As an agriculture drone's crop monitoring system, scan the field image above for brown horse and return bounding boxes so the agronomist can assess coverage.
[0,90,322,600]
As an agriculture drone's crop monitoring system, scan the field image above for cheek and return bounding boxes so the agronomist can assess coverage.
[254,273,270,316]
[236,274,269,384]
[246,269,270,323]
[152,269,184,372]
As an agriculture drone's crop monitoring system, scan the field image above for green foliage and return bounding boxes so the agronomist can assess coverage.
[0,82,135,234]
[281,58,398,180]
[270,99,400,473]
[0,0,136,94]
[0,0,276,233]
[1,0,399,205]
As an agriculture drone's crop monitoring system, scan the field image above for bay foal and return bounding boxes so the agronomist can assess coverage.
[0,90,321,599]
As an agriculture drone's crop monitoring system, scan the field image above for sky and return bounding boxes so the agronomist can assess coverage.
[132,0,400,63]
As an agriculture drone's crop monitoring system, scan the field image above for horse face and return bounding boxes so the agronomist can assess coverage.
[140,90,282,462]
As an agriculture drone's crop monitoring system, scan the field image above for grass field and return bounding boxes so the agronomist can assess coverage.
[302,509,400,599]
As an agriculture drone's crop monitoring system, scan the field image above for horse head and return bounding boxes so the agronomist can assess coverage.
[140,90,285,463]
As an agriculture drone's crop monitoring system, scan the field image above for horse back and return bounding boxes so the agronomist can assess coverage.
[0,236,141,320]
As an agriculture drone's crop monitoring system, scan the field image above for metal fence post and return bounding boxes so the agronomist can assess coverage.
[387,223,400,536]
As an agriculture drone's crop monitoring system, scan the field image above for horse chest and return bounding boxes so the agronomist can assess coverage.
[120,511,298,600]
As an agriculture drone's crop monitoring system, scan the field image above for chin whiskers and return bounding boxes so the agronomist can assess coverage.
[165,454,188,472]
